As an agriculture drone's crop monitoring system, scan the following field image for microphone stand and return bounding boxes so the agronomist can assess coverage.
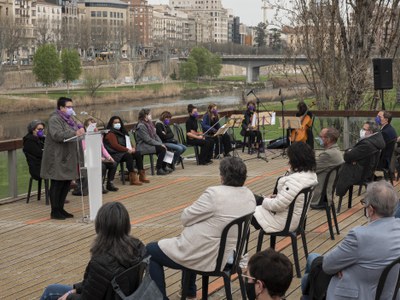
[244,90,268,163]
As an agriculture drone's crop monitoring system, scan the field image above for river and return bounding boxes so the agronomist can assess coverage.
[0,92,244,141]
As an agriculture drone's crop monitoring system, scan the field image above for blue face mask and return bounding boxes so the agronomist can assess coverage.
[192,111,199,118]
[375,116,382,126]
[66,107,75,116]
[211,109,218,115]
[113,123,121,130]
[248,105,254,112]
[164,119,170,126]
[316,137,324,147]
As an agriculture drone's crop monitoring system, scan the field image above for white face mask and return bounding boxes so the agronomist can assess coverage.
[360,129,366,139]
[147,114,152,121]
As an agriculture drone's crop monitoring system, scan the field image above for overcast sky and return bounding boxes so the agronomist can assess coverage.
[148,0,265,26]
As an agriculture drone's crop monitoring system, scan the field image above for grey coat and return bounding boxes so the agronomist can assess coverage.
[323,217,400,300]
[311,144,344,205]
[40,111,79,180]
[135,122,163,154]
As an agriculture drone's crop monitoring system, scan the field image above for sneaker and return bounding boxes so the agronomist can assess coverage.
[157,168,169,175]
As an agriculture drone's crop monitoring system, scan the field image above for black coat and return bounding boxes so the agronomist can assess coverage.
[68,239,146,300]
[22,133,45,180]
[380,123,397,169]
[155,120,175,143]
[336,132,385,196]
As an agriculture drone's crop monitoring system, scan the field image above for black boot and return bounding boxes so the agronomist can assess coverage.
[51,210,66,220]
[61,209,74,218]
[102,185,109,194]
[106,182,119,192]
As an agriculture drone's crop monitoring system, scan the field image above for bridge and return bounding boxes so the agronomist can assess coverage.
[220,54,309,82]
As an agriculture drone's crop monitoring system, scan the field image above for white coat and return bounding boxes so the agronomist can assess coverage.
[158,185,256,272]
[253,171,318,233]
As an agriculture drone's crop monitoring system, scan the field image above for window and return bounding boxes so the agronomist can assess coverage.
[91,11,95,17]
[103,11,107,17]
[96,11,101,17]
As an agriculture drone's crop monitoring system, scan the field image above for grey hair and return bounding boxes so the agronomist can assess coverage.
[324,127,339,143]
[365,121,380,133]
[364,181,398,217]
[219,157,247,187]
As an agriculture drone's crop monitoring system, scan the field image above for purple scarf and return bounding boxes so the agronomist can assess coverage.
[142,120,156,138]
[56,109,83,130]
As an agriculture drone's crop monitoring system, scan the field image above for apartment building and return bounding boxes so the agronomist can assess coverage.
[35,0,62,44]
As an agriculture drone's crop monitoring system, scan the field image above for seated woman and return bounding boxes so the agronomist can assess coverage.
[40,201,146,300]
[155,111,187,169]
[201,103,232,158]
[252,142,318,233]
[23,120,46,180]
[83,118,119,193]
[241,101,262,153]
[146,157,256,300]
[290,102,313,147]
[104,116,149,185]
[185,104,214,165]
[136,108,170,176]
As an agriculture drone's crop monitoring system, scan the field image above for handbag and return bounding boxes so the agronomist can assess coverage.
[112,256,163,300]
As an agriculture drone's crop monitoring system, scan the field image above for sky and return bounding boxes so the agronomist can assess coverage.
[147,0,265,26]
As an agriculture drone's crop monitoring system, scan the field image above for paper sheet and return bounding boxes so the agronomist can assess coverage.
[125,135,132,150]
[163,150,174,164]
[86,123,97,132]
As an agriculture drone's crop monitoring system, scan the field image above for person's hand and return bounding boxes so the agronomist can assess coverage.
[337,271,343,279]
[162,144,167,150]
[76,128,85,136]
[269,194,277,198]
[58,289,76,300]
[108,157,114,162]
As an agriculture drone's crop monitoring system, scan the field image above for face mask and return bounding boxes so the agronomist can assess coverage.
[375,116,382,126]
[66,107,75,116]
[360,129,366,139]
[248,105,254,112]
[113,123,121,130]
[245,282,257,300]
[164,119,170,126]
[37,129,44,138]
[211,109,218,115]
[316,137,324,146]
[192,111,199,118]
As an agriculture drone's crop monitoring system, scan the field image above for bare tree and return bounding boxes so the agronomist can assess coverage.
[36,17,54,46]
[77,18,92,60]
[161,44,170,84]
[126,22,141,88]
[83,67,105,97]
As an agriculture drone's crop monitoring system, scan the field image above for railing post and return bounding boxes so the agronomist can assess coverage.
[8,149,18,198]
[343,116,350,150]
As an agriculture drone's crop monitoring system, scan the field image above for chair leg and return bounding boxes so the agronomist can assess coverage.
[331,203,340,235]
[180,156,184,169]
[44,179,50,205]
[149,154,155,176]
[242,135,246,153]
[256,230,264,252]
[291,234,301,278]
[325,203,335,240]
[348,185,353,209]
[27,177,33,203]
[301,230,308,258]
[181,270,192,300]
[237,269,247,300]
[357,184,362,196]
[120,163,125,185]
[201,275,209,300]
[223,275,233,300]
[337,196,343,213]
[270,235,277,250]
[195,146,200,165]
[38,179,42,201]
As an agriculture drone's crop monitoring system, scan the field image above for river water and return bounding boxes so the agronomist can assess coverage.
[0,92,244,141]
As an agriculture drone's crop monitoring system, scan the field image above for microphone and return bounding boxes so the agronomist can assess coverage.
[247,89,254,96]
[80,111,106,129]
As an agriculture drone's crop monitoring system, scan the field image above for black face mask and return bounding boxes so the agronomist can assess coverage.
[245,281,256,300]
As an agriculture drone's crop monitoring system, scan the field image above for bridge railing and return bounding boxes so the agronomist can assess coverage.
[1,110,396,202]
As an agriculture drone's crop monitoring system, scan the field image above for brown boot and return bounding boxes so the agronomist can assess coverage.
[129,171,142,186]
[139,169,150,183]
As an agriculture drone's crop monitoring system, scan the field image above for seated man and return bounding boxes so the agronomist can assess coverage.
[310,128,344,209]
[302,181,400,300]
[146,157,256,300]
[243,248,293,300]
[336,121,385,197]
[376,110,398,169]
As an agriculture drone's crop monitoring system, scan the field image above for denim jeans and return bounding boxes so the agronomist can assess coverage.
[301,253,321,300]
[40,284,73,300]
[164,143,187,164]
[395,202,400,218]
[146,242,196,300]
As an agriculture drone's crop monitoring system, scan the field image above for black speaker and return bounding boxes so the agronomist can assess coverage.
[373,58,393,90]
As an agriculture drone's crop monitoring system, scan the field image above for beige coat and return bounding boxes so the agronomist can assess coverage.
[158,185,256,272]
[253,171,318,233]
[311,144,344,205]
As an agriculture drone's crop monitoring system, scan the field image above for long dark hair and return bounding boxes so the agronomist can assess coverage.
[106,116,128,135]
[91,202,141,264]
[287,142,316,172]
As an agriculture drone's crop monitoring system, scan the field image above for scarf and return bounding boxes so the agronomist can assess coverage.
[56,109,83,131]
[142,120,156,138]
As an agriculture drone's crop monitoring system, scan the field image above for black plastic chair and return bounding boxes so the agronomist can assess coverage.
[174,123,199,165]
[181,212,254,300]
[256,185,314,278]
[317,164,342,240]
[337,149,381,213]
[111,258,147,299]
[375,256,400,300]
[26,177,49,205]
[376,139,397,185]
[132,130,155,176]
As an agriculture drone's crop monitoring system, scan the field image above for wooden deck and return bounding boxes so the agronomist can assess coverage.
[1,150,397,300]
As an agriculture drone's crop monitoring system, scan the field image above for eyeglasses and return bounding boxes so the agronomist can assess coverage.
[361,198,376,209]
[360,198,367,206]
[36,127,44,131]
[65,106,74,108]
[240,273,256,281]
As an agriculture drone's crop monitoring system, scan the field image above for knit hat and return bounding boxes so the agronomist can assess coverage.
[27,120,45,133]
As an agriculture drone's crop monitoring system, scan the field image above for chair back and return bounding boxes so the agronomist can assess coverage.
[361,149,381,183]
[319,164,343,204]
[174,123,188,146]
[375,256,400,300]
[23,150,41,180]
[275,185,314,235]
[213,212,254,274]
[111,259,147,299]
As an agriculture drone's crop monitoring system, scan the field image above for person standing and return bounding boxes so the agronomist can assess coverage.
[41,97,85,220]
[376,110,397,169]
